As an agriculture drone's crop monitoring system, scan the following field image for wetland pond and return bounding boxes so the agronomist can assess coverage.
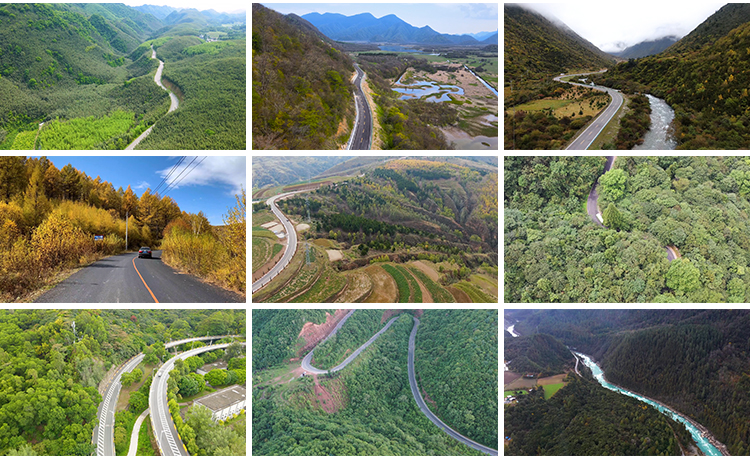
[392,73,464,102]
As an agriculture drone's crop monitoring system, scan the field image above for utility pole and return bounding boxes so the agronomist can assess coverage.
[125,210,128,251]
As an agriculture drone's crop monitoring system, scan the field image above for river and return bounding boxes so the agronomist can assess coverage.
[575,352,723,456]
[633,94,676,150]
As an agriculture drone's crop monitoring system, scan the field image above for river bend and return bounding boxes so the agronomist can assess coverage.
[575,352,724,456]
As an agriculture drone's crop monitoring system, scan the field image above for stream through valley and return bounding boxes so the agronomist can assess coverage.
[633,94,677,150]
[575,352,723,456]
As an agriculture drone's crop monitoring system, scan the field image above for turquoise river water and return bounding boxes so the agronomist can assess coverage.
[575,352,723,456]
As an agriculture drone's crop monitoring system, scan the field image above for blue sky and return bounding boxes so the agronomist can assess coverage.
[122,1,246,13]
[262,3,498,35]
[39,156,246,225]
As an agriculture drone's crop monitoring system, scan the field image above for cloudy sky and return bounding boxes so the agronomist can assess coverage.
[263,3,498,35]
[521,2,726,52]
[43,156,246,225]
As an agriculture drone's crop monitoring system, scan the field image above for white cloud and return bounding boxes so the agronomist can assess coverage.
[158,156,246,195]
[134,181,150,190]
[520,2,725,53]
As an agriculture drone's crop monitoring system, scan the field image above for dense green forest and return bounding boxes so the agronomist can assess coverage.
[505,156,750,302]
[504,333,574,375]
[253,313,481,455]
[505,374,693,455]
[312,310,384,369]
[0,3,245,150]
[137,36,246,149]
[0,309,244,456]
[251,310,335,371]
[613,94,651,149]
[590,4,750,149]
[507,309,750,455]
[415,309,498,449]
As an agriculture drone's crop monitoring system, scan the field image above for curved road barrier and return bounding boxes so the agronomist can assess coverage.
[94,335,237,455]
[408,317,498,456]
[149,342,246,456]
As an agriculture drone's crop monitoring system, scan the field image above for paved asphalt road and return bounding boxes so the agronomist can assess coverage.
[554,71,623,150]
[586,155,617,227]
[350,63,372,150]
[252,191,301,294]
[96,354,145,456]
[408,317,498,456]
[94,336,236,455]
[150,342,245,456]
[127,407,150,456]
[302,311,401,374]
[35,251,242,303]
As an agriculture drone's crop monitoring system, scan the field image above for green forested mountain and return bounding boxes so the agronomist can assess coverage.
[592,5,750,149]
[0,3,245,150]
[504,4,615,82]
[506,309,750,456]
[253,312,483,455]
[0,309,244,456]
[312,310,384,369]
[415,309,498,449]
[252,4,356,149]
[505,156,750,303]
[252,156,353,190]
[505,375,693,455]
[612,36,678,59]
[504,333,573,375]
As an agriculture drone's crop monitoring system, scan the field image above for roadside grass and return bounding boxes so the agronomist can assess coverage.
[136,414,156,456]
[115,410,138,455]
[252,240,305,302]
[116,363,155,412]
[589,93,630,150]
[543,383,565,399]
[262,244,322,302]
[408,266,455,303]
[252,226,277,239]
[251,210,277,227]
[177,385,217,403]
[252,237,272,273]
[271,243,283,258]
[291,264,347,302]
[382,264,410,303]
[454,281,496,303]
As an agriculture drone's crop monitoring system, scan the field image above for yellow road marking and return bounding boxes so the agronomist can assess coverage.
[132,256,159,303]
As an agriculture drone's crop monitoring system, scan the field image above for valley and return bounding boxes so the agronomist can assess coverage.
[504,3,750,150]
[0,3,245,150]
[504,310,750,456]
[253,309,498,455]
[252,4,497,150]
[252,156,498,303]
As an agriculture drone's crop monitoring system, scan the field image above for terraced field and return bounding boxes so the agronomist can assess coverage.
[408,266,455,303]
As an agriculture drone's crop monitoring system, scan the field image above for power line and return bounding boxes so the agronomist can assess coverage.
[162,156,208,198]
[160,157,198,197]
[153,156,185,197]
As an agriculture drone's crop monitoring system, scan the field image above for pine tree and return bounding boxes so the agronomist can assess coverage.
[603,202,625,230]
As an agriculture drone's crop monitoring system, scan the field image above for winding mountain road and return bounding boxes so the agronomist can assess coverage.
[125,45,179,150]
[251,191,305,294]
[588,155,679,261]
[149,342,245,456]
[348,63,372,150]
[408,317,498,456]
[300,311,497,455]
[36,251,242,303]
[554,71,623,150]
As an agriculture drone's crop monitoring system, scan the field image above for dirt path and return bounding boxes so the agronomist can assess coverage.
[413,274,433,303]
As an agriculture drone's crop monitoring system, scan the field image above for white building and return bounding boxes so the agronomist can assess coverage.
[194,385,246,422]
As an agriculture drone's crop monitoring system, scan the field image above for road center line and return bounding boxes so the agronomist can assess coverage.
[132,256,160,303]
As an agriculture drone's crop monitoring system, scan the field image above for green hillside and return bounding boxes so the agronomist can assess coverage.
[505,333,574,375]
[252,4,356,149]
[504,4,615,83]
